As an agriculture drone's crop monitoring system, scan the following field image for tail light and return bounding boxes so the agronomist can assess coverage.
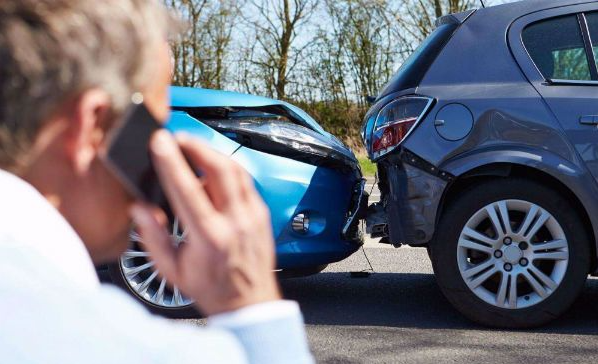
[370,96,433,160]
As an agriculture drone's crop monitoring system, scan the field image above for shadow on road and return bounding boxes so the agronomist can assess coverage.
[281,272,598,335]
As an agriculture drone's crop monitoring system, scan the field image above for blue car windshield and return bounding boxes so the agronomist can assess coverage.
[377,23,459,99]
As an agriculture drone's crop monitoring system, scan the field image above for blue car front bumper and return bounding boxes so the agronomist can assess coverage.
[232,146,366,269]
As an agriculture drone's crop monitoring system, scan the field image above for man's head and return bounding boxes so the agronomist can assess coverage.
[0,0,175,263]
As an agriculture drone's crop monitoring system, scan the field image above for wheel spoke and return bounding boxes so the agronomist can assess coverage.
[122,250,150,259]
[527,265,558,291]
[469,265,499,289]
[485,204,506,237]
[462,259,495,280]
[522,270,549,298]
[173,286,183,305]
[533,251,568,261]
[508,273,518,308]
[136,270,159,295]
[123,261,154,278]
[462,227,497,247]
[496,201,512,235]
[532,239,568,252]
[517,204,539,236]
[524,210,550,240]
[152,278,167,305]
[458,237,494,254]
[496,272,509,307]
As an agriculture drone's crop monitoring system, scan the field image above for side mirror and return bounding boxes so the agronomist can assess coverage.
[366,95,377,105]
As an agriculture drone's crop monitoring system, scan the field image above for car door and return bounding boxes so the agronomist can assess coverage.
[509,3,598,185]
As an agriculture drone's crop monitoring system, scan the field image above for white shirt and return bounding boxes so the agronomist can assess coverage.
[0,170,313,364]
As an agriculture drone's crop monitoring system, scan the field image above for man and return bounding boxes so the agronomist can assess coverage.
[0,1,313,363]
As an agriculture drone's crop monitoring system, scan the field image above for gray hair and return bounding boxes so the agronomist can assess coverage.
[0,0,175,171]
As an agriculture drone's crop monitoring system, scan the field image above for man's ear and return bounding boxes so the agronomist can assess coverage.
[65,89,112,175]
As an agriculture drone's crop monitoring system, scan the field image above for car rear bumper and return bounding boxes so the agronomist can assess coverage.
[369,150,451,246]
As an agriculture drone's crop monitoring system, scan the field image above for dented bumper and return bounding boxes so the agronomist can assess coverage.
[368,150,453,246]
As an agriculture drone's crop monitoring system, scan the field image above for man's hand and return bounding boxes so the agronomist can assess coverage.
[130,130,281,316]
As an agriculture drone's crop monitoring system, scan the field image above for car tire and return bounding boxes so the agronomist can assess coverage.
[430,178,590,328]
[107,217,201,319]
[107,260,201,319]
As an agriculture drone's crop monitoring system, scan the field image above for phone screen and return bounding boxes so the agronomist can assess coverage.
[104,103,168,208]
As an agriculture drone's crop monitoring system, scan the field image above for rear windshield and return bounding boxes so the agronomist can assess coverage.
[377,22,459,100]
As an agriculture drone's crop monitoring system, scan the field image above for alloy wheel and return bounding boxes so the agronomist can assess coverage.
[119,218,194,308]
[457,199,569,310]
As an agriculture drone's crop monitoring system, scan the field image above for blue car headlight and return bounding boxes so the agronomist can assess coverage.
[204,118,360,173]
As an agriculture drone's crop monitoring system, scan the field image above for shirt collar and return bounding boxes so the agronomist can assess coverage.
[0,169,100,289]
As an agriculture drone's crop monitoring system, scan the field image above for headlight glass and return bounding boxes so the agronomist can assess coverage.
[203,118,359,173]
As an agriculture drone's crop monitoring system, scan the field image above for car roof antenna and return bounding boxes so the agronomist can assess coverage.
[479,0,486,7]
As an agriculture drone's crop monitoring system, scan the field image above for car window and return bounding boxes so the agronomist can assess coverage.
[522,15,591,81]
[584,12,598,71]
[377,22,459,99]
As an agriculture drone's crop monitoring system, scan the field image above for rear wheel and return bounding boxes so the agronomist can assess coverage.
[431,179,590,328]
[108,217,200,318]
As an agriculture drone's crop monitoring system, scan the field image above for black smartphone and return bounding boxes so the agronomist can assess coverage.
[103,102,168,209]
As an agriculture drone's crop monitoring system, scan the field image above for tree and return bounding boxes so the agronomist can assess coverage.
[394,0,478,45]
[323,0,398,106]
[167,0,240,88]
[245,0,317,100]
[164,0,484,153]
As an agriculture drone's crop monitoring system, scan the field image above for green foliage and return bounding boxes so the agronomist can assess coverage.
[553,49,592,81]
[292,99,368,153]
[358,156,377,176]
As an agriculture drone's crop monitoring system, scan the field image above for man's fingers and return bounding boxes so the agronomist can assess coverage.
[150,130,215,234]
[130,203,180,283]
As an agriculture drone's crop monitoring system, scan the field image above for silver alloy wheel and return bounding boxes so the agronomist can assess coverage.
[457,199,569,310]
[120,218,194,308]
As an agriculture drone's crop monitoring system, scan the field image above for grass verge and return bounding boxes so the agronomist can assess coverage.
[358,156,377,177]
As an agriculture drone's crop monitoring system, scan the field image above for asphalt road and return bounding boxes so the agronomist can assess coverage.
[279,247,598,364]
[183,179,598,363]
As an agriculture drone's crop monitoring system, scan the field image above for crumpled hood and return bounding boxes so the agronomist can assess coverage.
[169,86,359,172]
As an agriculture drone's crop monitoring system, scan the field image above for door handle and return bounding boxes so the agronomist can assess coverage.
[580,115,598,125]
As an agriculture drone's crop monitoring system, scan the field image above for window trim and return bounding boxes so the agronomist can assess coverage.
[578,13,598,80]
[545,79,598,86]
[509,2,598,88]
[521,12,598,85]
[544,12,598,86]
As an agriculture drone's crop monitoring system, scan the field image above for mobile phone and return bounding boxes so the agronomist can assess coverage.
[103,102,168,209]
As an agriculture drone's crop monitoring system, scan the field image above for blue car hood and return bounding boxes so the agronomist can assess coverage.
[169,86,359,172]
[171,86,326,133]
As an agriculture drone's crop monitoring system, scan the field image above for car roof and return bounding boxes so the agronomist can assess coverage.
[477,0,598,21]
[418,0,598,89]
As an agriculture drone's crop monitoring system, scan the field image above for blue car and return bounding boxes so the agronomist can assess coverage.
[106,86,367,317]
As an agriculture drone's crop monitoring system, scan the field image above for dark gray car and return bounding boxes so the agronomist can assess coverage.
[362,0,598,327]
